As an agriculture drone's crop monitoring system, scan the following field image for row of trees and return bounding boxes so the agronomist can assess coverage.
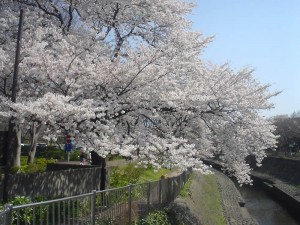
[272,112,300,155]
[0,0,278,185]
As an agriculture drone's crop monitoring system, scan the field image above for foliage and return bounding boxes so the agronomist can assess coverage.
[272,115,300,155]
[39,148,66,160]
[0,0,278,184]
[1,196,85,225]
[109,163,147,188]
[96,218,115,225]
[109,163,171,188]
[23,158,55,173]
[68,149,81,161]
[14,156,55,173]
[135,209,183,225]
[199,175,226,225]
[137,167,171,183]
[6,196,33,225]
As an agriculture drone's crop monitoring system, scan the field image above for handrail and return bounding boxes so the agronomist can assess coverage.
[1,170,191,225]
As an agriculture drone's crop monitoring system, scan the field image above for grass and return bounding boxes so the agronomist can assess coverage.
[109,163,172,188]
[135,209,184,225]
[137,167,171,183]
[179,172,195,197]
[199,174,226,225]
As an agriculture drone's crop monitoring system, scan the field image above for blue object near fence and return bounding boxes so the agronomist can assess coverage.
[64,143,72,152]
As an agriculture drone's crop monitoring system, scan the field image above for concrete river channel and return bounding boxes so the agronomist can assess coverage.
[237,184,300,225]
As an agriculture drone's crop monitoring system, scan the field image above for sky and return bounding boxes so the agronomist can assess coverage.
[188,0,300,117]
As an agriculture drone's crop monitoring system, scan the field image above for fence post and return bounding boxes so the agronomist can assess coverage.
[4,204,13,225]
[158,179,162,207]
[167,178,171,203]
[91,190,96,225]
[179,172,182,189]
[147,182,151,213]
[171,178,175,200]
[128,184,133,225]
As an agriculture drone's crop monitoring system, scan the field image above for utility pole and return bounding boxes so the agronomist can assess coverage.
[3,8,24,203]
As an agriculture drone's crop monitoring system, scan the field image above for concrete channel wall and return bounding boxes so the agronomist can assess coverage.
[205,156,300,223]
[247,155,300,184]
[251,172,300,222]
[248,155,300,221]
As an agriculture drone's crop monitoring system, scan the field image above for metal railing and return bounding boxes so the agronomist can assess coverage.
[0,171,190,225]
[0,205,13,225]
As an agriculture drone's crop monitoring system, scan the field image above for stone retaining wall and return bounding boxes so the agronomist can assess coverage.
[0,166,104,200]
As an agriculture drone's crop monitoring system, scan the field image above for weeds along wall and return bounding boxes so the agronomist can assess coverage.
[0,166,107,200]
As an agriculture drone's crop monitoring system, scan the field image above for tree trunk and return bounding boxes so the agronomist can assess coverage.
[27,138,38,164]
[27,123,41,164]
[3,119,21,202]
[15,127,21,167]
[6,119,21,168]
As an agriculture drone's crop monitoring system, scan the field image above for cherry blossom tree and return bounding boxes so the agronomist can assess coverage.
[0,0,278,184]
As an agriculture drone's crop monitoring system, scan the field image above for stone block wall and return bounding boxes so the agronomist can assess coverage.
[1,166,104,200]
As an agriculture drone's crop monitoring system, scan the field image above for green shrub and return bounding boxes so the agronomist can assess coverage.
[69,149,81,161]
[23,158,55,173]
[9,196,33,225]
[109,163,172,188]
[15,156,55,174]
[110,163,146,188]
[135,209,182,225]
[110,163,145,188]
[39,147,66,160]
[3,196,83,225]
[96,218,115,225]
[20,156,27,165]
